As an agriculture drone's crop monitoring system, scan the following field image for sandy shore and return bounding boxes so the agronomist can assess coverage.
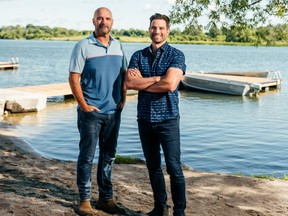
[1,127,288,216]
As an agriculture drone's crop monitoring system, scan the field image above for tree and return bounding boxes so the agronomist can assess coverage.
[256,24,288,44]
[207,25,223,38]
[169,0,288,29]
[222,26,256,42]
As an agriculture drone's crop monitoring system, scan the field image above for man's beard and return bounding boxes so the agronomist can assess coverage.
[150,34,164,44]
[98,25,110,35]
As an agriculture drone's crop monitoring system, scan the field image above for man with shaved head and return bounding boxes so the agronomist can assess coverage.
[69,7,127,216]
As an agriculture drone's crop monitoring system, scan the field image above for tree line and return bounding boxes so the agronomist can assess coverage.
[0,24,287,45]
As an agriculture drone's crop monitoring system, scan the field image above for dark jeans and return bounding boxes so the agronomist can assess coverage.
[138,115,186,215]
[77,109,121,201]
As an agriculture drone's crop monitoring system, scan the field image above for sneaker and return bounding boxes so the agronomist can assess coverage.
[79,200,99,216]
[148,207,169,216]
[96,198,126,214]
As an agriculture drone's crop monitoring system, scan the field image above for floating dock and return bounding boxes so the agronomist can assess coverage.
[9,82,72,97]
[0,83,137,116]
[181,71,282,96]
[0,70,282,116]
[0,58,19,71]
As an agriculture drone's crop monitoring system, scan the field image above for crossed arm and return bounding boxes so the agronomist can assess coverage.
[125,67,184,93]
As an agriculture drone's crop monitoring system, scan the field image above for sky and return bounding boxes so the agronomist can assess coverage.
[1,0,179,31]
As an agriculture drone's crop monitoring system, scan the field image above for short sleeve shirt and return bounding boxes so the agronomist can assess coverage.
[128,42,186,122]
[69,34,127,114]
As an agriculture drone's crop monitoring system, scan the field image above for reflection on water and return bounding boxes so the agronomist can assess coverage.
[2,91,288,178]
[4,99,76,126]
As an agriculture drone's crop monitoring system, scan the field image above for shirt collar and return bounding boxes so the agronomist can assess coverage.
[149,41,169,54]
[87,33,114,45]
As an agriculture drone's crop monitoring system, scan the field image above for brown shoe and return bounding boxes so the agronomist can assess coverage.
[79,200,99,216]
[96,198,126,214]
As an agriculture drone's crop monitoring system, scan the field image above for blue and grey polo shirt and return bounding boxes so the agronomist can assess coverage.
[128,42,186,123]
[69,34,127,114]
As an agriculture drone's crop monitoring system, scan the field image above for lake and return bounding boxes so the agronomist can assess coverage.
[0,39,287,177]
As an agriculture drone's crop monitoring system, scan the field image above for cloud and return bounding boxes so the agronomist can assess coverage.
[1,0,174,31]
[166,0,176,4]
[144,4,152,10]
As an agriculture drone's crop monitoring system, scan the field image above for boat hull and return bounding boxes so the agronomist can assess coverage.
[181,72,282,96]
[182,74,252,96]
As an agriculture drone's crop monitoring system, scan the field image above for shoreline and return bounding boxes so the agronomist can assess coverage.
[1,126,288,215]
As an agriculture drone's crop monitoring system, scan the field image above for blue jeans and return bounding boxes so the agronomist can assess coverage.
[77,109,121,201]
[138,115,186,216]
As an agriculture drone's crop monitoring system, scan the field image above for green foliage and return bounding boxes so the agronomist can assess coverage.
[114,155,145,164]
[169,0,288,44]
[0,24,287,46]
[235,173,288,180]
[252,174,288,180]
[207,25,222,38]
[112,29,149,37]
[0,24,89,40]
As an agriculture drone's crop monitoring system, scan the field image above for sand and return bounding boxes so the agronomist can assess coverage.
[1,128,288,216]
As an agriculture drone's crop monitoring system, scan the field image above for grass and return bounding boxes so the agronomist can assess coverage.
[114,157,288,181]
[234,173,288,181]
[42,35,288,46]
[114,155,145,164]
[252,174,288,181]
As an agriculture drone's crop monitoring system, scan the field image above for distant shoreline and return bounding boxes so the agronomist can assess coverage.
[1,37,288,47]
[41,36,288,47]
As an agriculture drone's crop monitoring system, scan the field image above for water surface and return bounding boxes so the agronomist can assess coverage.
[1,40,287,177]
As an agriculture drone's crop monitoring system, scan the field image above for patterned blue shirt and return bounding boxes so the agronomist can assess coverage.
[128,42,186,122]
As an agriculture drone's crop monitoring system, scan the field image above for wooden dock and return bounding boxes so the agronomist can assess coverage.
[6,72,282,98]
[9,82,72,97]
[0,73,282,116]
[1,83,138,115]
[181,72,282,96]
[6,82,137,97]
[195,73,281,88]
[0,61,19,70]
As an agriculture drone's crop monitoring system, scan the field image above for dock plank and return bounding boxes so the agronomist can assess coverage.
[188,73,281,89]
[1,83,138,115]
[7,83,138,97]
[194,73,272,82]
[6,74,280,98]
[0,62,19,70]
[7,83,72,97]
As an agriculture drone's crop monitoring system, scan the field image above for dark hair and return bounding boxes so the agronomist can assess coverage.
[149,13,170,28]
